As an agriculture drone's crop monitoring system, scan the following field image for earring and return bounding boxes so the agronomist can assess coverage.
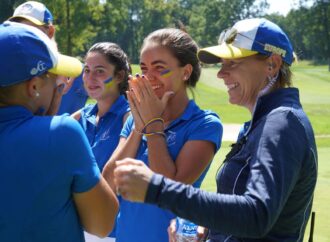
[35,92,40,97]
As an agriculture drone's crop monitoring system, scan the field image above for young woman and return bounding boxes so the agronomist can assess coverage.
[0,22,118,242]
[103,28,223,242]
[72,42,131,171]
[113,18,318,242]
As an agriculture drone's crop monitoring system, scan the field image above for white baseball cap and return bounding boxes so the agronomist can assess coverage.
[9,1,53,26]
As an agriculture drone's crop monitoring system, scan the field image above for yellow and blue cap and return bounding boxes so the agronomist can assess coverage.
[198,18,294,65]
[0,22,82,87]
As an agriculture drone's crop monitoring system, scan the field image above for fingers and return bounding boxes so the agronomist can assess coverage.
[197,226,208,241]
[129,75,143,102]
[45,83,65,115]
[113,158,152,202]
[130,74,155,101]
[161,91,175,106]
[168,219,177,242]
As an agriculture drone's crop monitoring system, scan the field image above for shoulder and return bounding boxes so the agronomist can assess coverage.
[50,115,87,143]
[190,108,222,130]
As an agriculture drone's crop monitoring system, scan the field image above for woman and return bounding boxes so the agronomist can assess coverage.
[72,42,131,241]
[103,28,222,242]
[113,18,318,242]
[0,22,118,242]
[72,42,131,171]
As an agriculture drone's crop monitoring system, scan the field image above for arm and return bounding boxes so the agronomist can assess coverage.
[114,111,311,237]
[147,134,216,184]
[71,110,81,120]
[52,116,119,237]
[102,131,142,190]
[146,112,311,237]
[130,77,222,184]
[73,177,119,237]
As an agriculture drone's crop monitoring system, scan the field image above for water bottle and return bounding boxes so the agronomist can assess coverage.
[175,217,198,242]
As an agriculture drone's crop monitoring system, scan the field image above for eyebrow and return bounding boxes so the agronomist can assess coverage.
[84,65,107,69]
[140,60,168,66]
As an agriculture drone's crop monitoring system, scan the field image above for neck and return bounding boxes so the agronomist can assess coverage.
[96,94,120,118]
[162,91,189,123]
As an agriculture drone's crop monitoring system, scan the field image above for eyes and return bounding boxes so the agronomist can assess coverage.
[140,65,168,75]
[84,68,106,75]
[220,60,244,69]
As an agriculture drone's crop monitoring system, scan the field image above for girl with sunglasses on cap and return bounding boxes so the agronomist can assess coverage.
[71,42,131,242]
[0,22,118,242]
[102,28,222,242]
[111,18,317,242]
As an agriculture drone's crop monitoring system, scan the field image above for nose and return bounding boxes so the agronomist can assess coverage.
[217,65,228,79]
[83,71,96,83]
[143,71,156,81]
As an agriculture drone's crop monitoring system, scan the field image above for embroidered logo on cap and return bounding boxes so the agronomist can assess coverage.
[30,60,47,75]
[20,3,33,13]
[264,44,287,58]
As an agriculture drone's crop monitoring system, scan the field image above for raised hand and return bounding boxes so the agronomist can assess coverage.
[114,158,153,202]
[129,74,174,124]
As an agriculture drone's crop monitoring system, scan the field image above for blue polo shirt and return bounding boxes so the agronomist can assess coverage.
[116,100,222,242]
[78,95,130,171]
[57,74,88,114]
[0,106,100,242]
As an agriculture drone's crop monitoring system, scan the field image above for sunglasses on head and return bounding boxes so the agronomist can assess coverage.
[218,27,265,48]
[217,27,287,59]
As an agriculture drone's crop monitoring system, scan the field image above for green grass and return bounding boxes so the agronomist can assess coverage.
[198,61,330,242]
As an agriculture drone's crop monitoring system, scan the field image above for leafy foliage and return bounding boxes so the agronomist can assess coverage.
[0,0,329,67]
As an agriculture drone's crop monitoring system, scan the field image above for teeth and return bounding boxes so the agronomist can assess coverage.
[152,85,161,90]
[227,83,238,90]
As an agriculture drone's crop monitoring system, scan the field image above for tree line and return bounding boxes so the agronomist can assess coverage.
[1,0,329,66]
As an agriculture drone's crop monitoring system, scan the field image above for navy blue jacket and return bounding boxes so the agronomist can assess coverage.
[145,88,317,242]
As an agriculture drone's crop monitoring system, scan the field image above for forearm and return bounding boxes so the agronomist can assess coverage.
[74,178,119,237]
[103,132,142,190]
[147,135,177,180]
[111,131,142,161]
[145,174,270,237]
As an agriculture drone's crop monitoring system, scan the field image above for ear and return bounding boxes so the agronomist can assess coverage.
[26,77,41,98]
[182,64,193,82]
[267,54,282,76]
[48,25,55,39]
[114,70,125,84]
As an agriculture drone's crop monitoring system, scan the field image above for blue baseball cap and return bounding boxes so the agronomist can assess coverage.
[0,22,82,87]
[9,1,53,26]
[198,18,294,65]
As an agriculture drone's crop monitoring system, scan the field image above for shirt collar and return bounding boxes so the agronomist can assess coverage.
[85,95,127,122]
[244,88,300,136]
[166,100,198,129]
[0,105,33,122]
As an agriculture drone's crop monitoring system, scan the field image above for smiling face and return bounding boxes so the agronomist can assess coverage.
[217,55,269,112]
[140,45,189,99]
[83,51,116,100]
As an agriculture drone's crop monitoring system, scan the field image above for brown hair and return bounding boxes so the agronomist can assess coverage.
[141,28,201,89]
[255,54,293,88]
[87,42,131,95]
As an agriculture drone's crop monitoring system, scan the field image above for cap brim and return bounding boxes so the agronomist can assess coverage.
[48,54,83,78]
[198,43,258,64]
[9,15,45,26]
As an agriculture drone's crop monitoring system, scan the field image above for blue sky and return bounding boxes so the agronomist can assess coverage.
[266,0,314,16]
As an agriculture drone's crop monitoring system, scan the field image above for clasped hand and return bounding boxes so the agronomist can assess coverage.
[127,75,174,132]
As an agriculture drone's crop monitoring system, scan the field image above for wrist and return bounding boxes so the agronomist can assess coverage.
[144,122,164,133]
